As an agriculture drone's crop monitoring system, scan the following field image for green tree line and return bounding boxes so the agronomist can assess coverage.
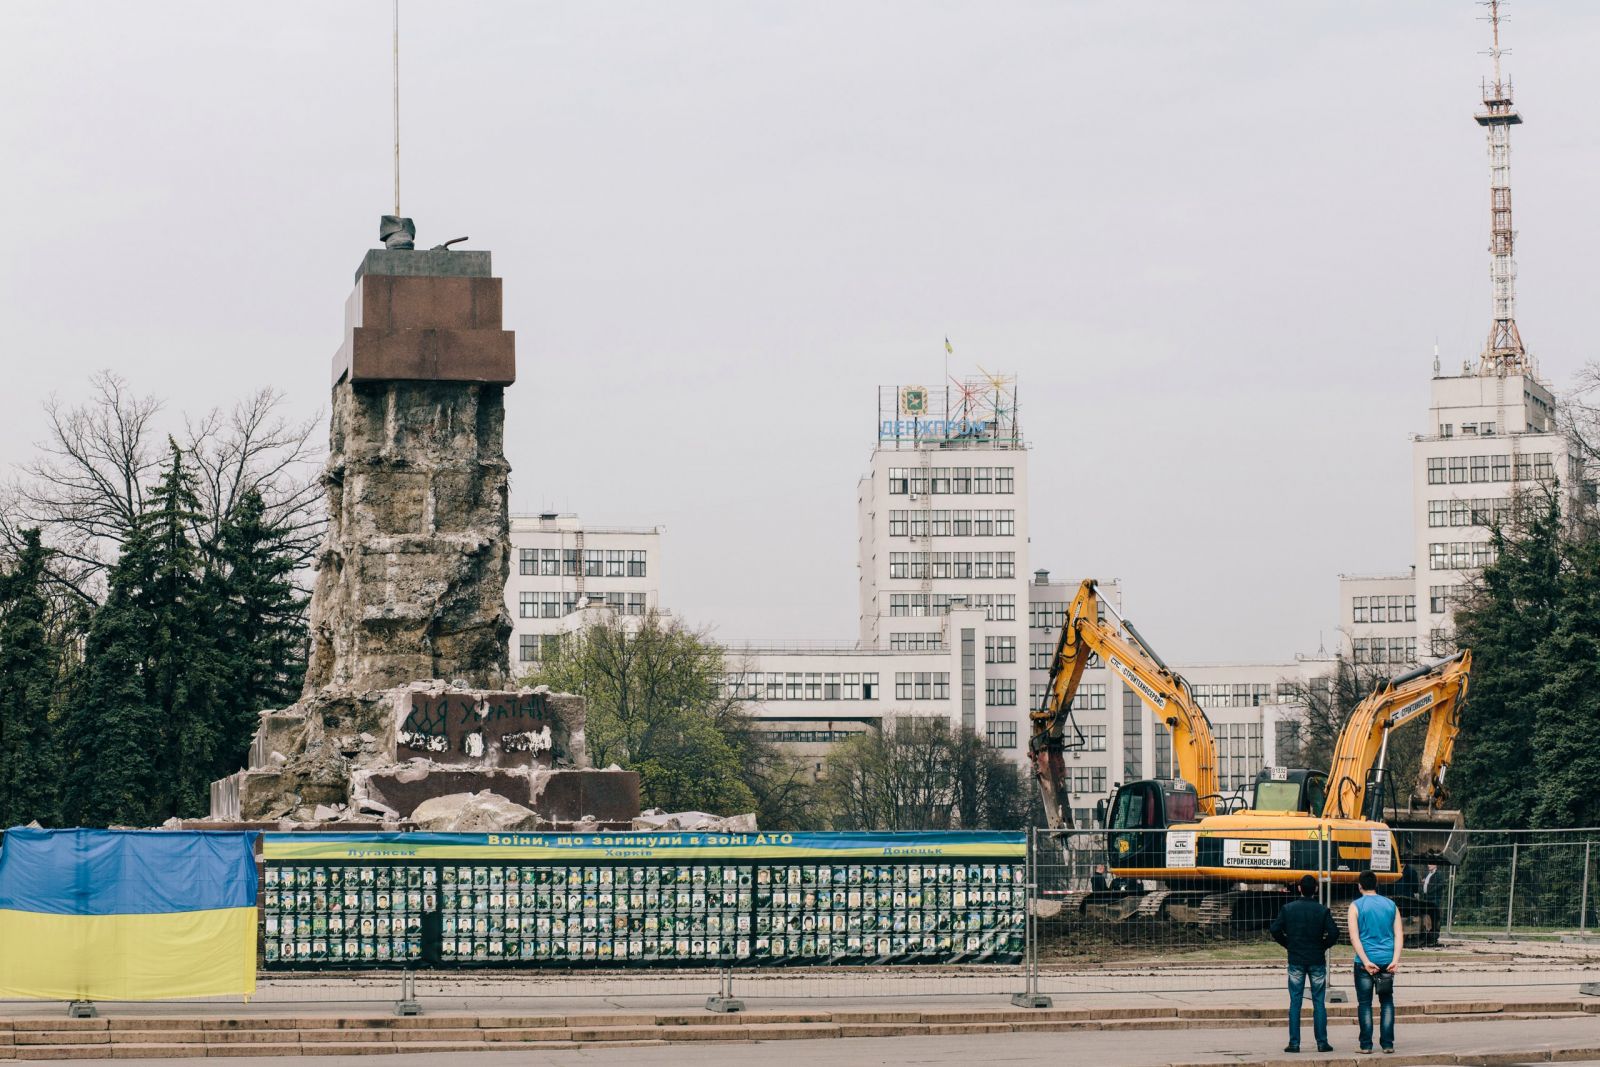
[523,612,1036,832]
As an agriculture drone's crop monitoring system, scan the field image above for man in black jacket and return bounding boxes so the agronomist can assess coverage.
[1271,875,1340,1053]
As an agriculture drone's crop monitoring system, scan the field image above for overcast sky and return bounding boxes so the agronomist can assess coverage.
[3,1,1598,663]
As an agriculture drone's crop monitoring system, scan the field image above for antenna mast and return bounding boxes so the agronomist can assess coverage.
[1475,0,1528,375]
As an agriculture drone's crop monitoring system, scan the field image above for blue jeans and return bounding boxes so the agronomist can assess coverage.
[1353,963,1395,1050]
[1287,964,1328,1049]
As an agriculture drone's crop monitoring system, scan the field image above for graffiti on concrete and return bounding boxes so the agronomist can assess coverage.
[397,692,555,766]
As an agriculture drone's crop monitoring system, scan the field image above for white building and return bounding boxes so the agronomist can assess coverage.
[501,380,1322,818]
[713,377,1320,819]
[504,514,663,673]
[1338,362,1583,663]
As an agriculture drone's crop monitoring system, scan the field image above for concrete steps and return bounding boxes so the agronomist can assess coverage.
[0,1001,1595,1060]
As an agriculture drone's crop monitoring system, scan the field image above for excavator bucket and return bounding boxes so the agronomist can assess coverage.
[1385,807,1467,866]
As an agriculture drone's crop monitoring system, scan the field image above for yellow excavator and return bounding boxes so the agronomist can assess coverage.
[1030,579,1470,938]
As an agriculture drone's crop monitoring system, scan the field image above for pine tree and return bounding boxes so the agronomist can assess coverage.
[1528,531,1600,827]
[1451,494,1564,829]
[62,519,166,827]
[207,488,308,779]
[143,440,229,817]
[0,529,62,826]
[61,440,229,825]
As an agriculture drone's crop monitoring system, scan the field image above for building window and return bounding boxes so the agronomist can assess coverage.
[888,511,909,537]
[1154,726,1173,778]
[985,636,1017,664]
[1428,500,1447,527]
[518,633,539,662]
[628,550,647,577]
[1215,722,1264,792]
[985,679,1017,706]
[519,591,536,618]
[1470,455,1490,483]
[626,592,647,615]
[1030,601,1068,630]
[888,468,910,494]
[996,510,1016,536]
[895,673,913,700]
[1029,642,1053,670]
[1353,598,1367,624]
[985,721,1018,749]
[519,548,536,575]
[1086,724,1108,752]
[996,467,1015,493]
[863,673,878,700]
[1448,457,1468,484]
[1428,543,1447,571]
[889,632,944,651]
[1405,594,1416,622]
[1030,684,1049,712]
[1427,458,1446,485]
[603,550,625,577]
[582,549,603,577]
[1070,683,1108,711]
[540,548,562,576]
[1491,454,1510,481]
[1123,688,1143,779]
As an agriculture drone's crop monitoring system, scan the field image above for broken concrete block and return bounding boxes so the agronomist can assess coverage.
[529,769,641,826]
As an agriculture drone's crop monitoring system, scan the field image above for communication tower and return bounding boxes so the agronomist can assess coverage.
[1475,0,1530,375]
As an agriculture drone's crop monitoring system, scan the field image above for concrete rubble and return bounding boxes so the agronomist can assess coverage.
[410,790,544,832]
[632,809,759,832]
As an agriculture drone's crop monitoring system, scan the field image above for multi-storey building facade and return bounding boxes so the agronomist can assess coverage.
[719,379,1317,821]
[503,514,663,674]
[502,380,1323,824]
[1338,364,1582,663]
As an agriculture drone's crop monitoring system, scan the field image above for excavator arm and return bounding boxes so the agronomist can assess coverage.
[1321,650,1471,823]
[1029,579,1221,829]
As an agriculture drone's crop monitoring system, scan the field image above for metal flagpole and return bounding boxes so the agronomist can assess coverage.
[393,0,401,217]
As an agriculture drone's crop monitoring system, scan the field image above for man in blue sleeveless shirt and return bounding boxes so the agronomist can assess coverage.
[1348,869,1403,1053]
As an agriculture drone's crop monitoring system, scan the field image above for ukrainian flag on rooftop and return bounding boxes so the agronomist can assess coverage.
[0,828,259,1001]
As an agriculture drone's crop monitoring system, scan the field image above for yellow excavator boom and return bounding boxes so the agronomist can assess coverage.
[1321,650,1471,822]
[1028,579,1221,829]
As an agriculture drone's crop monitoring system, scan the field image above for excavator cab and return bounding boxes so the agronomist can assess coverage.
[1106,778,1199,871]
[1250,767,1328,814]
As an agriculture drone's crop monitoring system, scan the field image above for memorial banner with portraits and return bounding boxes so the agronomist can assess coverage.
[259,831,1025,969]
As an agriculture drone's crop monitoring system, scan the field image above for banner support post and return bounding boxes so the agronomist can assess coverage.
[706,967,743,1013]
[1506,840,1519,939]
[66,1001,97,1019]
[1011,827,1052,1008]
[1322,828,1348,1004]
[394,969,421,1016]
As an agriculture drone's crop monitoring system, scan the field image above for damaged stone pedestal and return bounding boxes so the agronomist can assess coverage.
[210,680,639,830]
[208,227,639,833]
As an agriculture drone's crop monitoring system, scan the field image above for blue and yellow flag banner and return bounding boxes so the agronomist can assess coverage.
[0,828,260,1001]
[263,829,1025,863]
